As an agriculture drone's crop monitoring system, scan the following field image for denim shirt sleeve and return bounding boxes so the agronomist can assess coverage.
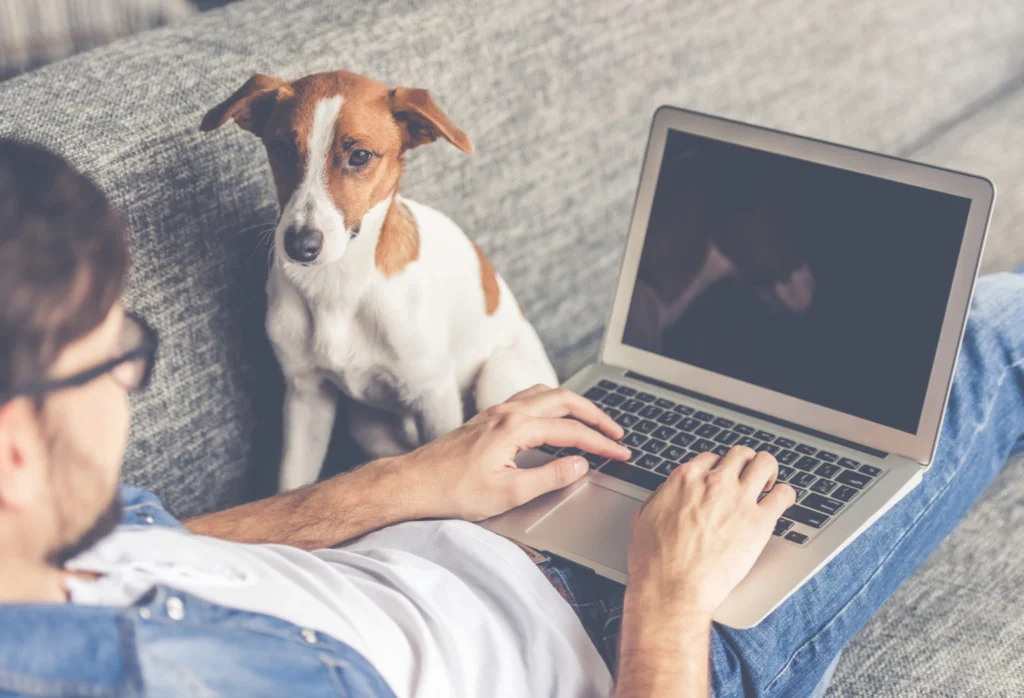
[118,484,187,530]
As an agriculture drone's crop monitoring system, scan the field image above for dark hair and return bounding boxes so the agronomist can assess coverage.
[0,139,129,397]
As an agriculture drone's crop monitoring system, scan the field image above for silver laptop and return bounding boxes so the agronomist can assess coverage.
[482,105,994,629]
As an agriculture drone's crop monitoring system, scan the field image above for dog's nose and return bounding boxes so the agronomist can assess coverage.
[283,226,323,263]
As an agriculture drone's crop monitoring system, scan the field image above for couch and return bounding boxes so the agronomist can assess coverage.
[1,0,1022,694]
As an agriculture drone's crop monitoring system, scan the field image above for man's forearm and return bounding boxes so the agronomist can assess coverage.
[614,586,713,698]
[183,458,423,550]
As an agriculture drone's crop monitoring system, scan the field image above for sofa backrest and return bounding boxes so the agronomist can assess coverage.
[1,0,1021,517]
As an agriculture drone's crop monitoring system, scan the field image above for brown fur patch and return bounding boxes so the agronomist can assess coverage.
[473,243,500,315]
[375,200,420,276]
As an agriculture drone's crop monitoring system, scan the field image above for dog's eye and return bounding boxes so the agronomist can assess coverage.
[272,140,296,162]
[348,149,372,167]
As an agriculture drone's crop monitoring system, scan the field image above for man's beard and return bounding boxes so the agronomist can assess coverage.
[47,493,122,567]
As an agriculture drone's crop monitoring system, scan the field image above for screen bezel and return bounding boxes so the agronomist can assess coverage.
[601,106,994,465]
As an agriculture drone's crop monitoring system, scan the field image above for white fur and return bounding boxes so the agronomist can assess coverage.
[269,98,557,491]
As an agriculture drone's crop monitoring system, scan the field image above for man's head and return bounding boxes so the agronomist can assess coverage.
[0,139,140,567]
[201,70,472,268]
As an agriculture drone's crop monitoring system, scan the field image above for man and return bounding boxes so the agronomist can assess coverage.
[0,139,1021,698]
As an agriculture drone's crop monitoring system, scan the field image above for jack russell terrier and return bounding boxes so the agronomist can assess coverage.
[201,71,557,491]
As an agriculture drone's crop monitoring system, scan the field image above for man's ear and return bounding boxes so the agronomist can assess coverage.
[389,87,474,154]
[0,399,44,512]
[201,74,290,134]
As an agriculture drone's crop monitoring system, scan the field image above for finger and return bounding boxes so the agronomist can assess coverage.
[712,445,758,478]
[674,451,718,478]
[521,417,632,461]
[515,387,624,440]
[739,451,779,496]
[506,383,552,402]
[509,455,588,505]
[758,482,797,516]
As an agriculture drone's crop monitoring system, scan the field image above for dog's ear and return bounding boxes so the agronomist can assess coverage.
[389,87,473,154]
[201,74,290,134]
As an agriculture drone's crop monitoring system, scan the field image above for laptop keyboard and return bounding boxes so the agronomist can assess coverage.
[541,378,887,546]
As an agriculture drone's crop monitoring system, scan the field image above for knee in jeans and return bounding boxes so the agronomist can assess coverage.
[965,273,1024,356]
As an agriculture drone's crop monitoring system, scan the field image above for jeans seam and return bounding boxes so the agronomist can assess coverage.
[763,354,1024,694]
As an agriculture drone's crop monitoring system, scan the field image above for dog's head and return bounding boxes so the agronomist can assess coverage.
[202,71,472,267]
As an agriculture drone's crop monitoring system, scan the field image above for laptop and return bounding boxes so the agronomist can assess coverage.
[482,105,995,629]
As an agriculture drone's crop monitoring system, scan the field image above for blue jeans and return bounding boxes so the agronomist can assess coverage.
[540,272,1024,697]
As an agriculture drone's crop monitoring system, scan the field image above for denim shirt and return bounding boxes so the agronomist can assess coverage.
[0,486,396,698]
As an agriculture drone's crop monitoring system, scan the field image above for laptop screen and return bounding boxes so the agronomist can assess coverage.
[621,128,973,434]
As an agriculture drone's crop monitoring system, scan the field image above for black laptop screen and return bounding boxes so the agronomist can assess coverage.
[621,128,972,433]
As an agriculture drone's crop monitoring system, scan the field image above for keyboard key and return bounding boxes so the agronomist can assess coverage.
[682,451,699,463]
[657,412,682,426]
[621,399,644,413]
[791,472,816,488]
[736,436,760,450]
[615,413,639,428]
[816,451,838,463]
[836,470,870,489]
[602,407,621,419]
[585,387,607,401]
[671,433,696,448]
[539,444,558,454]
[678,418,700,433]
[639,405,663,419]
[598,380,619,390]
[624,432,648,448]
[656,460,680,476]
[713,417,735,429]
[758,444,781,456]
[754,430,776,442]
[815,463,841,479]
[601,393,625,407]
[791,487,808,501]
[673,404,695,415]
[636,392,656,403]
[652,426,676,442]
[838,457,860,468]
[796,444,817,455]
[785,531,809,544]
[696,423,720,438]
[859,464,883,477]
[601,460,664,490]
[777,449,799,465]
[715,431,741,446]
[635,420,657,434]
[811,478,837,495]
[773,519,793,536]
[585,453,608,469]
[734,424,755,435]
[643,439,667,455]
[795,456,820,472]
[832,485,858,502]
[662,445,687,462]
[637,454,662,470]
[784,504,829,528]
[777,465,795,482]
[694,411,715,421]
[713,445,730,456]
[775,437,796,449]
[693,439,716,453]
[802,493,843,516]
[616,386,637,396]
[561,447,584,456]
[655,398,675,409]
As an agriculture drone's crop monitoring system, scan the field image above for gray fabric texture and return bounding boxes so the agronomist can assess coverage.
[0,0,1021,693]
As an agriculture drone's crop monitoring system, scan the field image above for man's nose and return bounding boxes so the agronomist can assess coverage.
[283,226,324,263]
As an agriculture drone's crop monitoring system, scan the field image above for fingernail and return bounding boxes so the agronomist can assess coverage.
[573,457,587,474]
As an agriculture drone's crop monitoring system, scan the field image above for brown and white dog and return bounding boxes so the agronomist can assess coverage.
[202,71,557,491]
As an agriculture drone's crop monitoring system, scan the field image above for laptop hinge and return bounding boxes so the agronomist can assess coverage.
[624,370,889,459]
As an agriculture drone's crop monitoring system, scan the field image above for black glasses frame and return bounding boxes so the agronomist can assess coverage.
[0,312,158,405]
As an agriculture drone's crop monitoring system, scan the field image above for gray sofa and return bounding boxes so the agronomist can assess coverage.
[1,0,1022,694]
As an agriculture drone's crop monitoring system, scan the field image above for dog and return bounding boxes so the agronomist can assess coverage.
[624,146,815,353]
[202,71,558,491]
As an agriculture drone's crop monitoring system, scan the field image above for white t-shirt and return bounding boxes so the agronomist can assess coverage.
[65,520,612,698]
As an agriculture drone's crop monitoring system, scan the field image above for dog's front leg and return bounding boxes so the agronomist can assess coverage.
[278,379,337,492]
[411,371,464,446]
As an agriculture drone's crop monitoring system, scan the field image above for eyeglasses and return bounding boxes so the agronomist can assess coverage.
[0,312,158,404]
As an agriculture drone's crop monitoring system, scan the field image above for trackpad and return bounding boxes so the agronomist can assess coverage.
[527,483,642,573]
